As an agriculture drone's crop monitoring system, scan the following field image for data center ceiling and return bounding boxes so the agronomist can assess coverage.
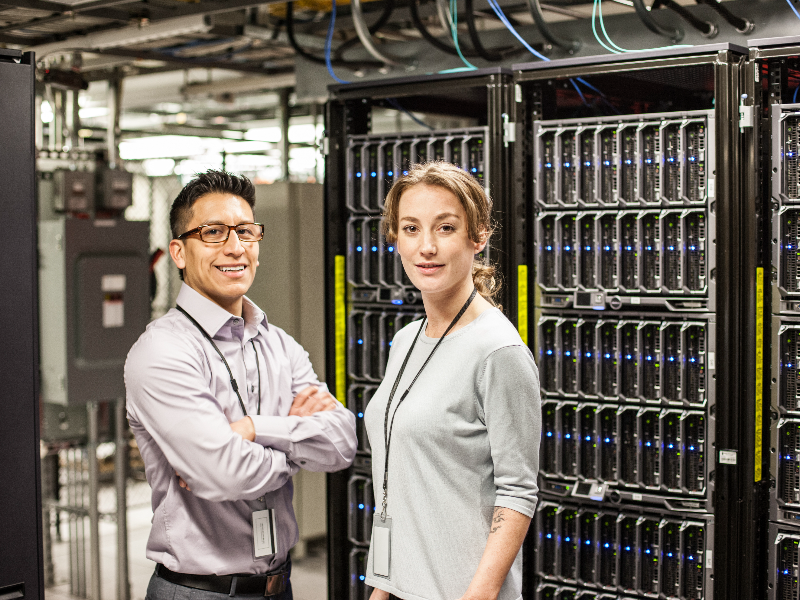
[0,0,787,135]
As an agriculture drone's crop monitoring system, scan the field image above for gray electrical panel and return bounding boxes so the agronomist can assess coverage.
[38,217,150,405]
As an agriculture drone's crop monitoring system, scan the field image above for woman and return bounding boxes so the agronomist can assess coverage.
[364,162,541,600]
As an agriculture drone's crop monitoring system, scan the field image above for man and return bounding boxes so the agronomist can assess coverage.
[125,170,356,599]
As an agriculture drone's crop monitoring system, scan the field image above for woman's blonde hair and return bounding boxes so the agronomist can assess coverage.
[381,161,501,307]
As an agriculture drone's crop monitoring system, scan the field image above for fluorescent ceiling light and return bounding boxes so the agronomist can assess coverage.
[120,135,275,161]
[79,106,108,119]
[28,15,212,59]
[182,74,297,96]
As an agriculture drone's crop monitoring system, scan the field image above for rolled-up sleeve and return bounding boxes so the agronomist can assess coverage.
[125,328,297,502]
[250,329,357,472]
[478,345,541,517]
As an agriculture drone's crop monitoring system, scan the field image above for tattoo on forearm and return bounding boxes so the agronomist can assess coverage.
[490,508,506,534]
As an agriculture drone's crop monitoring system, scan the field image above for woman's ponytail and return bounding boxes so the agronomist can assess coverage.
[472,260,502,310]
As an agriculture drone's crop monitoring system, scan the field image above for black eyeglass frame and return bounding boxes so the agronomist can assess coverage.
[176,222,265,243]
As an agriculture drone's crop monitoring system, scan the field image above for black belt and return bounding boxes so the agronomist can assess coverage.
[155,563,289,596]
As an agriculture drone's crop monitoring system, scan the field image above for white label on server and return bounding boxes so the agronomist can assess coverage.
[101,274,126,292]
[708,179,715,199]
[708,352,715,370]
[706,550,713,569]
[719,450,737,465]
[103,297,124,328]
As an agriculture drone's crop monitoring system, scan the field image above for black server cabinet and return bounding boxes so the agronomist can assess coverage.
[747,37,800,600]
[0,50,44,599]
[324,68,516,600]
[513,44,755,600]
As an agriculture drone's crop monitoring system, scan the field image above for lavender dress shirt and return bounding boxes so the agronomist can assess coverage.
[125,283,356,575]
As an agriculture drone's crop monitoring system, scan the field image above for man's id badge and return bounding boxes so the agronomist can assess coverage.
[253,509,278,558]
[371,515,392,578]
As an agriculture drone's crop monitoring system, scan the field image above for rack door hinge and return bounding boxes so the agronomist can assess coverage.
[503,113,516,147]
[739,94,754,131]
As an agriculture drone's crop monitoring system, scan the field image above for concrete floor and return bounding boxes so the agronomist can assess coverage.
[45,503,328,600]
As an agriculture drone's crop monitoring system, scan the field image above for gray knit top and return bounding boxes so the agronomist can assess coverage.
[364,307,541,600]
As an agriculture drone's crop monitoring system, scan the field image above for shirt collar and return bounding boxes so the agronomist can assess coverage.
[175,283,269,339]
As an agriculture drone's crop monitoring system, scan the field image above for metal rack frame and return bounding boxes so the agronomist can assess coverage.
[514,44,751,600]
[324,68,516,600]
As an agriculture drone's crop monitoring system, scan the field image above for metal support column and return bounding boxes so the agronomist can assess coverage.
[115,399,130,600]
[280,87,290,181]
[108,72,122,169]
[87,401,101,600]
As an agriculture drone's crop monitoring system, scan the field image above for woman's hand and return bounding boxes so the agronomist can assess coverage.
[369,589,391,600]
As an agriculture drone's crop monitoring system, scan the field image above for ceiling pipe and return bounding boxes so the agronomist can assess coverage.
[27,14,212,59]
[350,0,415,68]
[408,0,481,57]
[525,0,581,53]
[652,0,717,37]
[694,0,753,33]
[631,0,683,43]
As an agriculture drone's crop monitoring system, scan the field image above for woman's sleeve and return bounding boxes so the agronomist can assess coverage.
[477,344,542,517]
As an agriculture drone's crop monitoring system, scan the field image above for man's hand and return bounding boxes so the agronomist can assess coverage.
[175,470,191,491]
[368,589,390,600]
[230,416,256,442]
[289,386,338,417]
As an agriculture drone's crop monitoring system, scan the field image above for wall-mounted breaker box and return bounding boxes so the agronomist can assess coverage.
[38,217,149,405]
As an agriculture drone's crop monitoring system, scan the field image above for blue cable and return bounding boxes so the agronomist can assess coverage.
[485,0,550,61]
[788,0,800,21]
[325,0,350,84]
[571,78,589,107]
[794,85,799,104]
[386,98,435,130]
[450,0,478,70]
[576,77,605,97]
[597,0,627,52]
[591,0,621,53]
[594,0,692,53]
[484,0,620,112]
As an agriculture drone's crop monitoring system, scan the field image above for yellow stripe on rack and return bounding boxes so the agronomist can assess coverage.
[518,265,529,346]
[335,255,347,406]
[755,267,764,482]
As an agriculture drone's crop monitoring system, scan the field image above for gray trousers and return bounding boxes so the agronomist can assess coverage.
[145,568,293,600]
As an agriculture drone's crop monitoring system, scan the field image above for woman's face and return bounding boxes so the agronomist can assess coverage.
[396,183,486,299]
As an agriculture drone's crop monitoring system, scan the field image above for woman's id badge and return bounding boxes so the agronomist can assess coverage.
[372,515,392,578]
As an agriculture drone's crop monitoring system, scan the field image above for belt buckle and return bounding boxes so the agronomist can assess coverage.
[264,571,288,597]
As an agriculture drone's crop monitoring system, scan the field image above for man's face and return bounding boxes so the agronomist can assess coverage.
[168,192,259,315]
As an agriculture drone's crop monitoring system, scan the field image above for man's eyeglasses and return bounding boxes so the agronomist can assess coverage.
[177,223,265,243]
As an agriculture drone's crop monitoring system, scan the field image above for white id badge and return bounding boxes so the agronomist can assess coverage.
[253,509,278,558]
[372,515,392,578]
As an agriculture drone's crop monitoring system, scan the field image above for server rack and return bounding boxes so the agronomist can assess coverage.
[747,36,800,600]
[324,68,516,600]
[0,50,44,599]
[513,45,753,600]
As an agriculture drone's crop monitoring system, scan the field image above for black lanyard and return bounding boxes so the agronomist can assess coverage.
[379,287,477,521]
[176,305,261,417]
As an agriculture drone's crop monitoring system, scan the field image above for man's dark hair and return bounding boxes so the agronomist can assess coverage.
[169,169,256,240]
